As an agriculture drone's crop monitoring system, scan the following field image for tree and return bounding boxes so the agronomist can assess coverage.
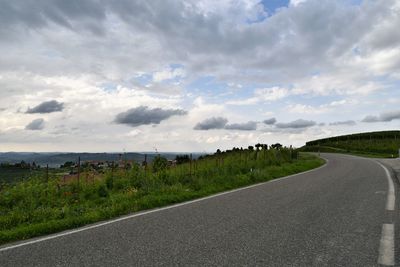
[152,155,168,173]
[271,143,283,149]
[175,154,190,164]
[262,144,268,150]
[61,161,74,168]
[248,146,254,150]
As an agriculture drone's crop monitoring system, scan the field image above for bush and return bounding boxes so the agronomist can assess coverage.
[97,184,108,198]
[152,155,168,173]
[105,175,113,190]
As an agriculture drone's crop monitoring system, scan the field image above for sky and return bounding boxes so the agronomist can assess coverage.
[0,0,399,153]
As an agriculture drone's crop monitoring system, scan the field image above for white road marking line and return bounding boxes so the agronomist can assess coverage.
[378,224,395,266]
[0,158,328,252]
[376,162,395,211]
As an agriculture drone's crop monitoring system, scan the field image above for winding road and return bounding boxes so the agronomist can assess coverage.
[0,153,398,266]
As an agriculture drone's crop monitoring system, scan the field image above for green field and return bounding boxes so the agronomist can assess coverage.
[0,147,323,245]
[301,130,400,158]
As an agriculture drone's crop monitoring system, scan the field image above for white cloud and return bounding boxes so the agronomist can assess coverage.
[290,0,308,7]
[287,104,326,115]
[227,86,289,105]
[0,0,399,151]
[286,99,359,115]
[153,67,185,82]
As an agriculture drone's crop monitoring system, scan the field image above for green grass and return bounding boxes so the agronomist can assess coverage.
[300,145,396,158]
[0,149,324,245]
[301,130,400,158]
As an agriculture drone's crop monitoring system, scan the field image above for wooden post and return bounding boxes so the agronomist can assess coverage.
[77,156,81,186]
[144,154,147,176]
[46,164,49,184]
[190,153,193,176]
[45,164,49,199]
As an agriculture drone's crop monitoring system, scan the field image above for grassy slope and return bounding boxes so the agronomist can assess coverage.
[0,151,324,245]
[301,130,400,158]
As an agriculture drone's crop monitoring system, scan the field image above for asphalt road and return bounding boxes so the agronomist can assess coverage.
[0,153,398,266]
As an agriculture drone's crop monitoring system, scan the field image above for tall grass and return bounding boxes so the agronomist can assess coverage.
[0,147,323,245]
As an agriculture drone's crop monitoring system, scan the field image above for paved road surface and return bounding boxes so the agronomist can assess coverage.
[0,153,398,266]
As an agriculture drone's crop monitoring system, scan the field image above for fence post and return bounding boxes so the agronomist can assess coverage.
[77,156,80,187]
[144,154,147,176]
[46,164,49,184]
[190,153,193,176]
[85,167,88,184]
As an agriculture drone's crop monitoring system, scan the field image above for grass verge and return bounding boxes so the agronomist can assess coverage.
[0,151,324,246]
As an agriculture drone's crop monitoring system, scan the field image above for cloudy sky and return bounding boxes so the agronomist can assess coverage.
[0,0,399,152]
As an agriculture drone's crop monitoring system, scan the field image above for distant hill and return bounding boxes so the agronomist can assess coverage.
[301,130,400,158]
[0,152,205,167]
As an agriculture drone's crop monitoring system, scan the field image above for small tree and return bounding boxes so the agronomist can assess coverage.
[271,143,283,149]
[175,154,190,164]
[262,144,268,150]
[152,155,168,173]
[61,161,74,168]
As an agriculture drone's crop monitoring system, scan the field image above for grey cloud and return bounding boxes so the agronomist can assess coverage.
[0,0,395,84]
[115,106,187,127]
[329,120,356,126]
[225,121,257,131]
[25,118,45,130]
[0,0,106,36]
[194,117,228,130]
[374,110,400,122]
[263,118,276,125]
[194,118,257,131]
[362,110,400,123]
[275,119,316,129]
[361,115,379,123]
[26,100,64,114]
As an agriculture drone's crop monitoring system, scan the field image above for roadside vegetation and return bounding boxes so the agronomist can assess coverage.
[0,145,323,245]
[301,130,400,158]
[0,162,49,184]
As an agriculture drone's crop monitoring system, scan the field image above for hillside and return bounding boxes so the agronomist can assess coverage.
[301,130,400,157]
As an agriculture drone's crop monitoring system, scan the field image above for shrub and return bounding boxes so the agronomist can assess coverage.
[152,155,168,173]
[105,175,113,190]
[97,184,108,198]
